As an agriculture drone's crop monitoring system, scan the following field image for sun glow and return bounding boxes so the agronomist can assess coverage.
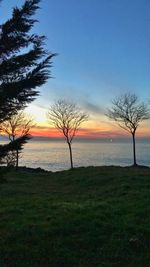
[25,105,48,126]
[24,104,150,139]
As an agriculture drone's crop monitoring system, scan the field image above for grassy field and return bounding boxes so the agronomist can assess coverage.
[0,166,150,267]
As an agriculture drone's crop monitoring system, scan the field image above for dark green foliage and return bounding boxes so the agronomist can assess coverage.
[0,0,55,123]
[0,166,150,267]
[0,134,31,160]
[0,0,55,161]
[0,167,7,182]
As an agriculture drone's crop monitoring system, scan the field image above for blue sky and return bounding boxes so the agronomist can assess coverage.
[1,0,150,137]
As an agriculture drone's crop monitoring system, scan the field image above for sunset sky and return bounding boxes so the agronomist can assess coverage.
[1,0,150,138]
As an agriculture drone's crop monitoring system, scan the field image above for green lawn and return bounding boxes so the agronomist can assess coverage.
[0,166,150,267]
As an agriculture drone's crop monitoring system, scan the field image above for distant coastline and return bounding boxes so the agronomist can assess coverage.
[0,135,150,143]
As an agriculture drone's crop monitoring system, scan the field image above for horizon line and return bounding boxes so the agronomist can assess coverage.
[1,135,150,141]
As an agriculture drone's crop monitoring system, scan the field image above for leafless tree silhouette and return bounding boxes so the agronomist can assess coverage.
[106,93,150,166]
[48,100,88,169]
[0,111,34,169]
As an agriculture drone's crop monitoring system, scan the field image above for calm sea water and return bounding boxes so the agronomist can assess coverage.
[0,138,149,171]
[1,138,148,171]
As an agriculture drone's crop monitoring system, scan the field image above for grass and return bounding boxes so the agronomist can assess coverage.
[0,166,150,267]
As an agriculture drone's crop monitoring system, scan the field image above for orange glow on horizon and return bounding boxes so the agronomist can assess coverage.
[29,124,150,139]
[23,104,150,139]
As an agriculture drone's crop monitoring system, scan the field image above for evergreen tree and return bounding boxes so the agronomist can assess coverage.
[0,135,31,162]
[0,0,55,163]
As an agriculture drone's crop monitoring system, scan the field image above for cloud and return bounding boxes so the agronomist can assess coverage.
[30,125,129,139]
[82,100,105,115]
[35,104,47,110]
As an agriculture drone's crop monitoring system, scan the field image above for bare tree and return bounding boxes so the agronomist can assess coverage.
[106,93,150,166]
[48,100,88,169]
[0,111,34,169]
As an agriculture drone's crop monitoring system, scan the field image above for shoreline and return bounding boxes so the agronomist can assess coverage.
[1,164,149,174]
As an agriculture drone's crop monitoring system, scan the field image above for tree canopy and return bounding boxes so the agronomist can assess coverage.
[107,93,150,134]
[48,100,88,168]
[0,0,55,163]
[106,93,150,166]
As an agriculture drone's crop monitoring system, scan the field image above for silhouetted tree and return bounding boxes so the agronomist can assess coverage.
[1,112,34,169]
[0,135,31,163]
[106,93,150,166]
[0,0,55,163]
[48,100,88,169]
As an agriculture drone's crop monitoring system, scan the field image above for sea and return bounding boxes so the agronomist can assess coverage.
[0,137,149,171]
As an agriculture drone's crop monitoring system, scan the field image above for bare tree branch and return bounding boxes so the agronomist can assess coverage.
[47,100,88,168]
[0,111,35,168]
[106,93,150,166]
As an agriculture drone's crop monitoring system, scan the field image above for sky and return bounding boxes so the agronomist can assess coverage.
[1,0,150,139]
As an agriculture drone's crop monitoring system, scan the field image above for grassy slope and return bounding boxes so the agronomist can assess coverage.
[0,166,150,267]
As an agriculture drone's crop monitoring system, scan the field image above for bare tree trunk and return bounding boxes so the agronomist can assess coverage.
[132,132,137,166]
[68,142,73,169]
[16,149,19,170]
